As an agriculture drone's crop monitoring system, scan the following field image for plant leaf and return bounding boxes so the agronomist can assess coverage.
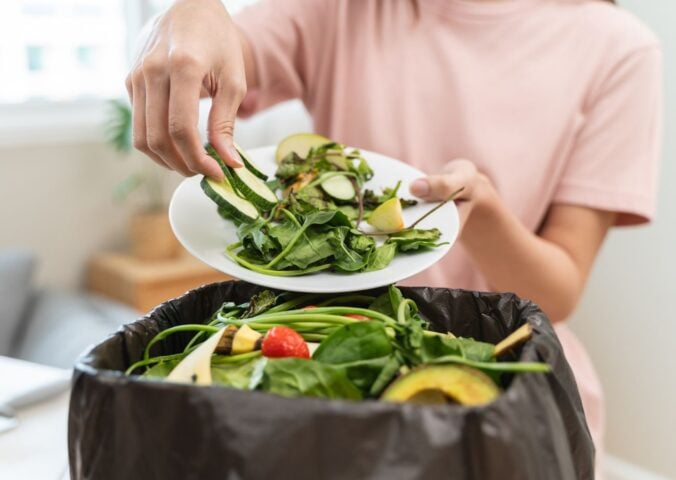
[262,358,362,400]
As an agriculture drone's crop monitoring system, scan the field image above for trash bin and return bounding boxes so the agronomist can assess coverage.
[68,281,594,480]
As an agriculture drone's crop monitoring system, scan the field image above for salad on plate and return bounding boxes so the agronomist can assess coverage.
[199,134,456,277]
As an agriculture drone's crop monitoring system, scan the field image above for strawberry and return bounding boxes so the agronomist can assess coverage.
[344,313,370,321]
[261,326,310,359]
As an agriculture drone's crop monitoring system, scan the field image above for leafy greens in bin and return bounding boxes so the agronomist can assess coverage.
[127,286,550,404]
[201,136,449,276]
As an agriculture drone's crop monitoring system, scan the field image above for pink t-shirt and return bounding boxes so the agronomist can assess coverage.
[235,0,662,462]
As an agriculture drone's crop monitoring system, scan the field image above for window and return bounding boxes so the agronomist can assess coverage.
[0,0,129,104]
[0,0,259,145]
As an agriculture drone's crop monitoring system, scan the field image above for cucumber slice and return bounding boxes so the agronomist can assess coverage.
[275,132,331,164]
[201,176,259,223]
[234,142,268,181]
[205,144,278,211]
[224,165,278,211]
[320,174,356,201]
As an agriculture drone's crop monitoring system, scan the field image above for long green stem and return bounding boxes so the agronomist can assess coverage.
[264,220,311,269]
[211,351,262,364]
[184,317,228,353]
[253,306,396,325]
[300,333,328,342]
[225,247,331,276]
[397,299,418,325]
[430,355,551,373]
[237,313,359,326]
[125,351,193,376]
[143,325,220,361]
[266,293,323,313]
[280,208,302,228]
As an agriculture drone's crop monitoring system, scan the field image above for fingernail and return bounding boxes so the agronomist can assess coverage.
[410,178,430,197]
[227,145,243,167]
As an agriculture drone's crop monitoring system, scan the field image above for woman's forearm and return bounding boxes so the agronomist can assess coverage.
[461,178,614,322]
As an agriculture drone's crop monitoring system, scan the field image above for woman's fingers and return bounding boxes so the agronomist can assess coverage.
[128,70,168,170]
[207,70,247,168]
[126,0,248,177]
[168,59,225,179]
[143,58,195,176]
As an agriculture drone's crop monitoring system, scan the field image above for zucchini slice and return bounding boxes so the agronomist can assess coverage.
[201,176,259,223]
[234,143,268,181]
[320,174,356,201]
[224,165,278,211]
[205,144,278,211]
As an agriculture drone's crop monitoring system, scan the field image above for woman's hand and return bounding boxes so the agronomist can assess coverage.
[410,158,615,323]
[125,0,247,179]
[409,159,495,234]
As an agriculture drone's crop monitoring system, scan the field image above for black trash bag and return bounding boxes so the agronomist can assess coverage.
[68,281,594,480]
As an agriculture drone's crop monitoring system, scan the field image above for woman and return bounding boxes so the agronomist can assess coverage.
[126,0,662,472]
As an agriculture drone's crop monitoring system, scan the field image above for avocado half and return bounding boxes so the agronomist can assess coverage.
[381,364,500,406]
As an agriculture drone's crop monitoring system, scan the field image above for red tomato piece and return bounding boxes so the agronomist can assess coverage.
[261,326,310,359]
[344,314,370,321]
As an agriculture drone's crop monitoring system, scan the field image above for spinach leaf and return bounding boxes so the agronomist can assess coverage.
[369,354,402,396]
[262,358,362,400]
[354,157,373,181]
[265,178,283,192]
[241,290,278,318]
[237,218,278,258]
[347,231,376,254]
[141,356,266,391]
[276,152,311,179]
[388,284,406,315]
[276,228,336,269]
[336,205,359,221]
[268,220,297,247]
[420,335,495,363]
[386,228,444,252]
[369,290,396,318]
[302,209,350,228]
[313,321,393,364]
[313,321,394,395]
[211,358,261,389]
[142,360,179,379]
[328,227,367,272]
[365,243,397,271]
[296,186,334,212]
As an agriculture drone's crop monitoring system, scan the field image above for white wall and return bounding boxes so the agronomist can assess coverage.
[568,1,676,478]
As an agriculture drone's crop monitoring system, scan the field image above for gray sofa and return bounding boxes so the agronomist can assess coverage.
[1,249,138,369]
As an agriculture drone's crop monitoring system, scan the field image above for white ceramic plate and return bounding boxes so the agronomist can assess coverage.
[169,146,459,293]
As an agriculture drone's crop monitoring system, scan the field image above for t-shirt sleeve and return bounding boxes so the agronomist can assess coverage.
[553,45,663,226]
[234,0,333,117]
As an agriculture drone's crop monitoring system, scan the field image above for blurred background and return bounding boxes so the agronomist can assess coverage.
[0,1,673,479]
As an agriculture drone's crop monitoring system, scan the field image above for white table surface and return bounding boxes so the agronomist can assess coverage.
[0,389,70,480]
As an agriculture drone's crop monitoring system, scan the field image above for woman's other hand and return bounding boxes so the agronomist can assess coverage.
[409,159,494,234]
[125,0,248,179]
